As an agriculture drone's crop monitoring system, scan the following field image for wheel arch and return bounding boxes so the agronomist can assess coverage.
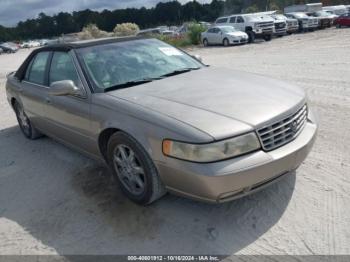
[97,125,155,163]
[11,97,17,108]
[98,127,121,161]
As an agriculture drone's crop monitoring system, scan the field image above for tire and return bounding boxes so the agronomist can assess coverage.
[247,31,255,43]
[223,38,229,47]
[203,39,209,47]
[263,34,272,41]
[14,101,42,139]
[107,132,166,205]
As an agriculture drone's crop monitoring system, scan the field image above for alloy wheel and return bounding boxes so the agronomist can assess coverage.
[16,104,31,137]
[113,144,146,196]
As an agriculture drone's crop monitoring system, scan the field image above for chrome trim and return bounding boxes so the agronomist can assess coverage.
[257,104,308,151]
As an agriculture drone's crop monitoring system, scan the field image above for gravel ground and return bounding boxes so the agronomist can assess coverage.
[0,28,349,256]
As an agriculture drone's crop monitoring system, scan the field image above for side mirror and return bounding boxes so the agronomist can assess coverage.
[49,80,81,96]
[192,54,203,62]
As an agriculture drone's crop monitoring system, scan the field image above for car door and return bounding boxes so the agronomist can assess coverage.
[205,28,216,44]
[19,51,51,131]
[236,16,245,31]
[228,16,237,28]
[44,51,96,155]
[212,28,223,44]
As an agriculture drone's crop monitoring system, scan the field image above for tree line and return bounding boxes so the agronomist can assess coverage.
[1,0,349,42]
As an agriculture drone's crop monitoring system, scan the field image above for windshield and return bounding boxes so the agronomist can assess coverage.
[274,15,286,20]
[221,26,237,33]
[76,38,203,91]
[316,11,331,16]
[295,13,308,18]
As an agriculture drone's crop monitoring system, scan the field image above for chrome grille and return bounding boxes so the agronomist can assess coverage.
[257,105,308,151]
[257,22,274,28]
[275,22,286,29]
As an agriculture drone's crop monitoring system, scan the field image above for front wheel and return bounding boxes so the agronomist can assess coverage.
[223,38,229,47]
[107,132,166,205]
[263,34,272,41]
[14,101,42,139]
[247,31,255,43]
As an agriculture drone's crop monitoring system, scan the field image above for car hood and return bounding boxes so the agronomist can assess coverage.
[106,67,306,140]
[225,31,247,37]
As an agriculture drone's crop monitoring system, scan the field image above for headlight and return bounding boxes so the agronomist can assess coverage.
[162,132,261,163]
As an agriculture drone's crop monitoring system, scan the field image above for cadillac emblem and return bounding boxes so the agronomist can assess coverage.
[290,120,298,133]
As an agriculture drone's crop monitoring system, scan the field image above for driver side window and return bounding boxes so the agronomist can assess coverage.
[49,52,81,88]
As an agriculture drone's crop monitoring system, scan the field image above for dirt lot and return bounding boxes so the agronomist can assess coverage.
[0,28,350,256]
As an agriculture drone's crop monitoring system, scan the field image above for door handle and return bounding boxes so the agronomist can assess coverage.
[45,97,51,104]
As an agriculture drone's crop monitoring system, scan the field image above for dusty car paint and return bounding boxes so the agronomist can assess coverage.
[6,37,318,203]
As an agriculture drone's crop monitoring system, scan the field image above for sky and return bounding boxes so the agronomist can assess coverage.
[0,0,211,27]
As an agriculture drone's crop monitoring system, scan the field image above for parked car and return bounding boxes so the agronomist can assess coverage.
[215,14,274,43]
[138,28,177,37]
[0,42,19,53]
[6,37,318,204]
[285,12,319,32]
[323,5,348,16]
[29,40,41,48]
[201,25,248,46]
[20,42,30,48]
[39,39,49,46]
[270,15,287,36]
[260,12,299,34]
[284,3,322,14]
[334,13,350,27]
[308,11,333,28]
[283,15,299,34]
[199,21,212,29]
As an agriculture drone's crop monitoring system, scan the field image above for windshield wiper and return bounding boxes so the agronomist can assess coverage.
[104,78,155,92]
[160,67,200,78]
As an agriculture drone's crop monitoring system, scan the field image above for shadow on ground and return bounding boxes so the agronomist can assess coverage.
[0,126,296,255]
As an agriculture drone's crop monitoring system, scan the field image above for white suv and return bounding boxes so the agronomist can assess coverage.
[215,14,274,43]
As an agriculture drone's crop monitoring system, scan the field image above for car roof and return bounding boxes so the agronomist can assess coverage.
[37,36,147,52]
[14,36,148,81]
[213,25,234,29]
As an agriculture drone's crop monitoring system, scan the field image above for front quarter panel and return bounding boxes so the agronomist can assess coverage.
[90,93,214,162]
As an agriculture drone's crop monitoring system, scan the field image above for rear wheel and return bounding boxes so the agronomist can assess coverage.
[107,132,166,205]
[14,101,42,139]
[203,39,209,47]
[223,38,229,47]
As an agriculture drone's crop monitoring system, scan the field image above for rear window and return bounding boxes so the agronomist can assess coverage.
[216,18,228,23]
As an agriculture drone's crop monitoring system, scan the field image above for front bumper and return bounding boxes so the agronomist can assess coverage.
[156,120,317,203]
[253,28,273,35]
[229,38,248,44]
[287,25,299,33]
[274,28,287,35]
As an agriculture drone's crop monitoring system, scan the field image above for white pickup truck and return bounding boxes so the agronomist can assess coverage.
[215,14,274,43]
[271,14,299,34]
[285,12,319,31]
